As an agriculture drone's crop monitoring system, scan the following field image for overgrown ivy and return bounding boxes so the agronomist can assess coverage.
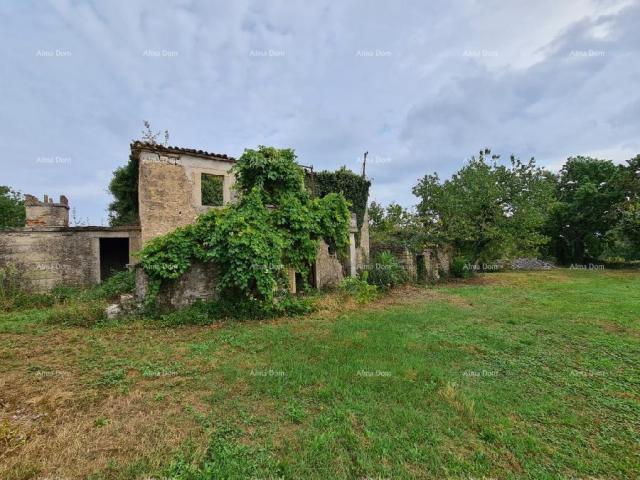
[139,146,351,306]
[315,167,371,245]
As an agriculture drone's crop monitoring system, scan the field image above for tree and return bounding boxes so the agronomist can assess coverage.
[140,120,169,146]
[0,186,26,229]
[368,201,425,251]
[413,149,556,263]
[601,155,640,260]
[108,152,139,226]
[546,157,626,264]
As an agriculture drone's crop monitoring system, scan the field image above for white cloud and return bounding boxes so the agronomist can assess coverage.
[0,0,638,221]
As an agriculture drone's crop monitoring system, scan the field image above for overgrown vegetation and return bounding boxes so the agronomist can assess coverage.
[368,201,427,252]
[545,155,640,263]
[406,149,640,265]
[315,167,371,244]
[139,146,351,308]
[200,173,224,206]
[108,152,139,226]
[339,273,378,303]
[363,251,408,290]
[0,267,134,324]
[159,295,316,326]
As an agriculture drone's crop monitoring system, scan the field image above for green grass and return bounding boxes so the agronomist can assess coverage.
[1,270,638,479]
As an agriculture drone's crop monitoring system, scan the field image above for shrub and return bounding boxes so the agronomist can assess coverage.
[159,295,317,326]
[0,264,57,311]
[46,300,107,327]
[451,256,473,278]
[339,273,378,303]
[86,269,135,301]
[365,251,408,290]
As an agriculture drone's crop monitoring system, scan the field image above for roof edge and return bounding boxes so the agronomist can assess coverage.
[130,141,236,162]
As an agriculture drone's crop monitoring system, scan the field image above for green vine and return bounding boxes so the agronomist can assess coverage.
[139,146,351,306]
[314,167,371,245]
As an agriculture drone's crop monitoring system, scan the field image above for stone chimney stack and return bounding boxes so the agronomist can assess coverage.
[24,194,70,227]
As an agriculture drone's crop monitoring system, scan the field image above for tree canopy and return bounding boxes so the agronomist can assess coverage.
[412,149,556,263]
[0,186,26,229]
[546,156,640,263]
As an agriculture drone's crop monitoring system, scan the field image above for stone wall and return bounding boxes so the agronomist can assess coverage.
[369,241,452,283]
[137,148,235,245]
[24,194,69,227]
[356,210,370,270]
[314,240,345,288]
[418,247,452,282]
[0,227,140,292]
[135,261,218,310]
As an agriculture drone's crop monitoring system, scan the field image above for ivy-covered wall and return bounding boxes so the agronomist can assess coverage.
[314,167,371,245]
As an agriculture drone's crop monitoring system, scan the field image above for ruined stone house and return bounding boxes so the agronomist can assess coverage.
[0,142,368,295]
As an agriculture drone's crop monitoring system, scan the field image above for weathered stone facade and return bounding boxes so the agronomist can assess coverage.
[135,144,236,244]
[135,261,218,310]
[0,226,140,291]
[24,194,70,227]
[369,242,452,283]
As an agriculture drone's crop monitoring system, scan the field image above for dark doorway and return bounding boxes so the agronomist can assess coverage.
[416,254,426,283]
[99,237,129,281]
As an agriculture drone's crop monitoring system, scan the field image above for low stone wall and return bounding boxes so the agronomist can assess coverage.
[135,261,219,310]
[423,247,452,282]
[314,241,345,289]
[369,242,452,283]
[0,227,140,292]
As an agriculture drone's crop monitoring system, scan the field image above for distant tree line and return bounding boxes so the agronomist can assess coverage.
[371,149,640,265]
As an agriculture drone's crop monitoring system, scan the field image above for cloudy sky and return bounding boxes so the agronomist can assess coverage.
[1,0,639,224]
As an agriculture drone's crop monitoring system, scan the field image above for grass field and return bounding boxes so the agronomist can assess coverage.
[1,270,638,479]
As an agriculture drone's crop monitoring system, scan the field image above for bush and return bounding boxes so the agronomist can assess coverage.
[0,264,57,311]
[339,273,378,303]
[86,269,135,301]
[0,268,133,327]
[159,295,317,326]
[451,256,473,278]
[365,251,408,290]
[46,300,107,327]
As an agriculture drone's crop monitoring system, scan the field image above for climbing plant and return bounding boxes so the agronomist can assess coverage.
[315,167,370,244]
[139,146,351,305]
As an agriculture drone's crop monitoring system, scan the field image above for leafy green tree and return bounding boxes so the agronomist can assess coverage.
[0,186,26,229]
[368,201,425,251]
[546,157,626,264]
[108,153,139,226]
[413,149,556,263]
[601,155,640,260]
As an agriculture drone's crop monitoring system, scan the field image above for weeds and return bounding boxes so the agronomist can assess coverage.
[165,425,283,479]
[158,295,316,326]
[339,272,378,303]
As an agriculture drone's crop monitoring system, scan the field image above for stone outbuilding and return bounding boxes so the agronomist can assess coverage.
[0,142,368,295]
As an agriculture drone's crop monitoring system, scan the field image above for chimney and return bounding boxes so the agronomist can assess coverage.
[25,194,70,227]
